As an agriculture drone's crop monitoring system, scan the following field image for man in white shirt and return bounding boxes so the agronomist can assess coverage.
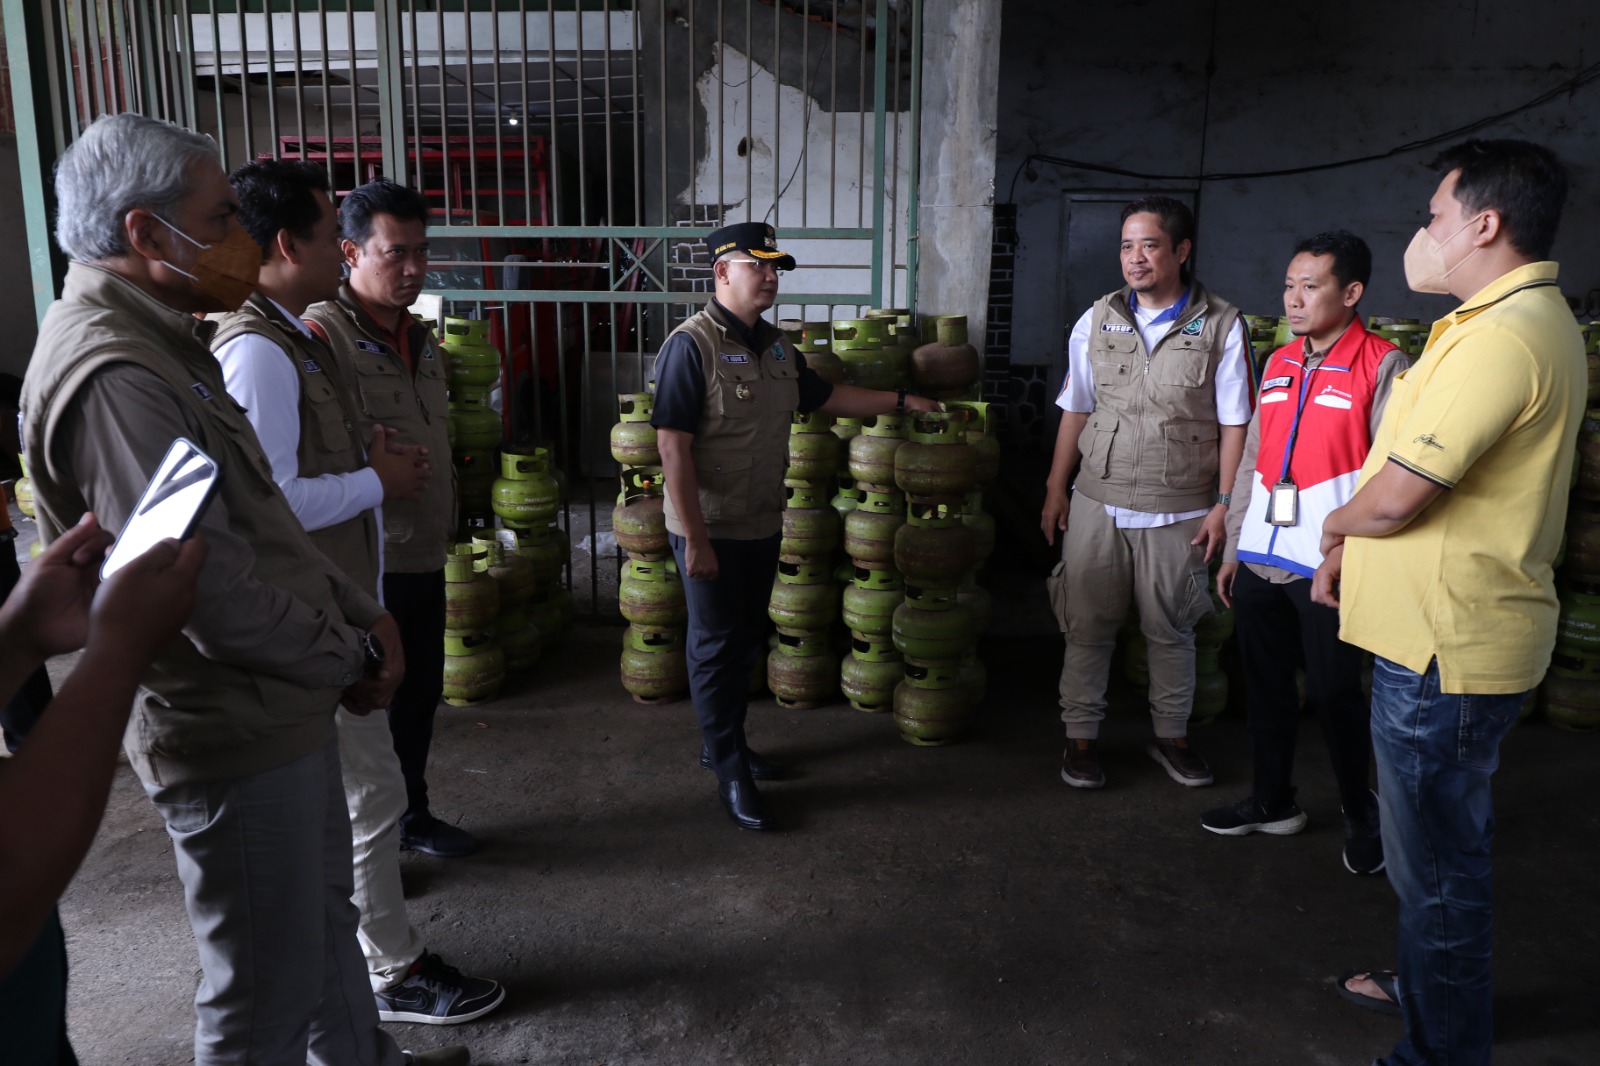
[1040,195,1253,790]
[214,159,503,1032]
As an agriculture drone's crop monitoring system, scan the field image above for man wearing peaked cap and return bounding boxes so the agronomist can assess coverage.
[650,221,936,831]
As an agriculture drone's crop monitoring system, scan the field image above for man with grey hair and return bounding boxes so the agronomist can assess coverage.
[20,112,467,1066]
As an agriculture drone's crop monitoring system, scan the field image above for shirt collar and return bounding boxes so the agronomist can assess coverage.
[710,297,766,351]
[1130,286,1191,326]
[1450,261,1561,320]
[264,295,315,338]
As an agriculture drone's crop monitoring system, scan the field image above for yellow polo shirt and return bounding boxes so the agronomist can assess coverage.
[1338,262,1586,694]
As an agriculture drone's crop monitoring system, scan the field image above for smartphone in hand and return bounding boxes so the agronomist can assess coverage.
[100,437,221,580]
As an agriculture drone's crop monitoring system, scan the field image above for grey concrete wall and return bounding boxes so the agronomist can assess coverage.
[998,0,1600,368]
[915,0,1003,334]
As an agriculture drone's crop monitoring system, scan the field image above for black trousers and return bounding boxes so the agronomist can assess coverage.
[1232,564,1374,814]
[1,549,55,752]
[382,568,446,822]
[670,532,780,783]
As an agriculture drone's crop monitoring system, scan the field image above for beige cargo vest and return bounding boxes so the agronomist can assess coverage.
[1074,281,1241,513]
[660,303,801,540]
[212,294,381,598]
[21,263,359,787]
[307,285,454,574]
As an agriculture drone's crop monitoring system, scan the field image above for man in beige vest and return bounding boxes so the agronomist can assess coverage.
[307,181,469,860]
[1040,196,1252,790]
[19,112,464,1065]
[215,160,503,1030]
[653,222,937,830]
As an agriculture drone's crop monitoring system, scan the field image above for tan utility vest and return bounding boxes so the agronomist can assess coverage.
[21,263,360,787]
[211,294,381,598]
[1074,281,1241,513]
[661,303,801,540]
[307,285,454,574]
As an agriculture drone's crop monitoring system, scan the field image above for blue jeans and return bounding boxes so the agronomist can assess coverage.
[1369,657,1525,1066]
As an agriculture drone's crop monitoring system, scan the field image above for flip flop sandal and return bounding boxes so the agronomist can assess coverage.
[1337,969,1402,1017]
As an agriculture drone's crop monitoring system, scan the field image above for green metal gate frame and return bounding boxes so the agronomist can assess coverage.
[6,0,922,321]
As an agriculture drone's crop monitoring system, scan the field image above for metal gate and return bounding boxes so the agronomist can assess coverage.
[6,0,924,613]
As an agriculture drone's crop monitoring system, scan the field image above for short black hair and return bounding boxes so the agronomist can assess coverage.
[339,179,431,247]
[229,159,330,262]
[1292,230,1372,288]
[1121,195,1195,280]
[1430,139,1568,261]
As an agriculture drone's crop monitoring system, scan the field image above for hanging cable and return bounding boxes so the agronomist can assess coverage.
[1004,57,1600,203]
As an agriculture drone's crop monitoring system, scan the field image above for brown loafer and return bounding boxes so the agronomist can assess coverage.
[1061,739,1105,789]
[1147,736,1214,787]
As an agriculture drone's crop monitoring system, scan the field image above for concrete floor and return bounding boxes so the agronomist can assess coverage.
[50,570,1600,1065]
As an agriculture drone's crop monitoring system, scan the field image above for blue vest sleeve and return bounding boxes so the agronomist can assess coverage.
[649,332,706,433]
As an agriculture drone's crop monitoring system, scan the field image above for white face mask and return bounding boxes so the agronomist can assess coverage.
[1402,213,1485,295]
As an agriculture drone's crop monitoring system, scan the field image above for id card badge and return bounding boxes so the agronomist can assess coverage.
[1268,479,1299,526]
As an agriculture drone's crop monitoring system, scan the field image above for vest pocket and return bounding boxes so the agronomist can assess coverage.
[1080,411,1118,479]
[302,372,354,453]
[694,448,753,522]
[1153,339,1209,387]
[1163,419,1219,487]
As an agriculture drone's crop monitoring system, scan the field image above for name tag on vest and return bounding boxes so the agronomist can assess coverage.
[356,340,384,354]
[1261,375,1293,391]
[190,383,213,401]
[721,353,750,364]
[302,359,323,373]
[1100,323,1134,334]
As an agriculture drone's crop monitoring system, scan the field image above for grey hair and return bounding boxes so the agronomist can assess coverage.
[54,113,220,261]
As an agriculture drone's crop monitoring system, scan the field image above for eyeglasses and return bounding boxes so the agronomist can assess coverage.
[721,257,783,275]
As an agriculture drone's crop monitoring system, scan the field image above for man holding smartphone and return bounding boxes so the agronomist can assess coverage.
[20,113,465,1066]
[216,159,503,1028]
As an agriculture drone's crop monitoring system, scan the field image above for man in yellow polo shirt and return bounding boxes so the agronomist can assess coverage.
[1311,139,1585,1066]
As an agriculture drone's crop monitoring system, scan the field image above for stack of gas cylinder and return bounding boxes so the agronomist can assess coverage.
[887,409,989,745]
[839,412,910,715]
[766,411,845,708]
[440,317,502,521]
[1543,321,1600,729]
[439,316,572,699]
[442,542,506,706]
[611,392,690,703]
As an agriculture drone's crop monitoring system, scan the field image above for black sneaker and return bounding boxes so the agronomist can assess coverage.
[1200,795,1308,836]
[1342,791,1385,875]
[376,953,506,1025]
[400,813,478,858]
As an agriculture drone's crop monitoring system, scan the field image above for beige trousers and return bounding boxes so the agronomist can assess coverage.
[1056,491,1212,740]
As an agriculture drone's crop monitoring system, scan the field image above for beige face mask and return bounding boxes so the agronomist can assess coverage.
[157,216,262,311]
[1402,214,1485,295]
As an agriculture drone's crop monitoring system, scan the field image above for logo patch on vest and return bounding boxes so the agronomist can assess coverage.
[721,353,750,364]
[1181,317,1205,336]
[1261,375,1293,391]
[1100,322,1135,334]
[190,383,213,402]
[770,343,787,361]
[355,340,384,354]
[302,359,323,374]
[421,345,435,360]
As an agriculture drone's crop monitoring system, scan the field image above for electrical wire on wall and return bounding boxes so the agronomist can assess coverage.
[1005,55,1600,204]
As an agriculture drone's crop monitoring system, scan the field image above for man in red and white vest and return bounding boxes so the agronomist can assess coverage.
[1203,231,1409,876]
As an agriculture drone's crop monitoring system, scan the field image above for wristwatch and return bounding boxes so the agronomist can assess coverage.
[1215,492,1232,506]
[894,387,908,414]
[360,631,386,670]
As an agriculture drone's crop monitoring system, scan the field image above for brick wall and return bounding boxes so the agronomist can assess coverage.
[983,202,1017,423]
[669,205,726,330]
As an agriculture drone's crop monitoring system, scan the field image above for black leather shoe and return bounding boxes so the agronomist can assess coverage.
[718,779,772,830]
[700,745,785,781]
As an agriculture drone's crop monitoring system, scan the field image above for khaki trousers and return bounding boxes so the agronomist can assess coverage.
[1056,491,1212,740]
